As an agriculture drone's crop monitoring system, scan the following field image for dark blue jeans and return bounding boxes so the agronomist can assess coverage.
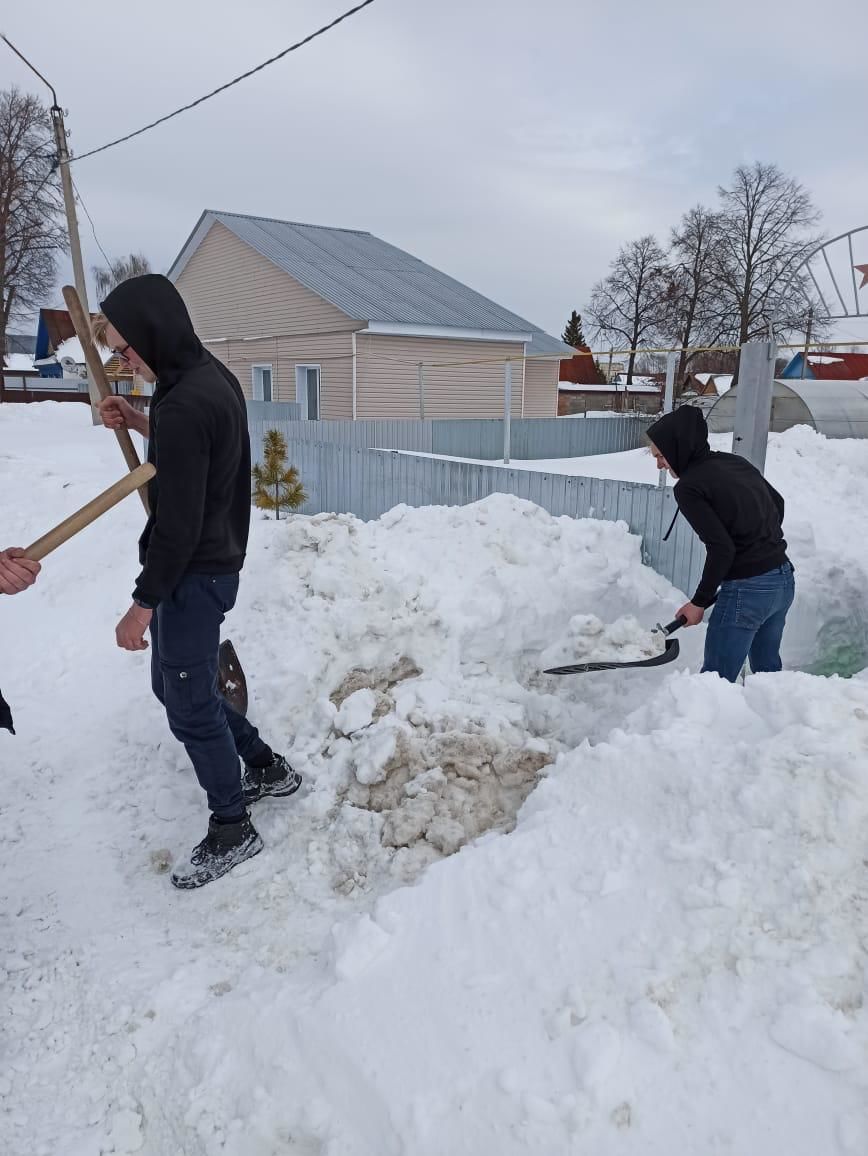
[702,564,795,683]
[150,573,268,820]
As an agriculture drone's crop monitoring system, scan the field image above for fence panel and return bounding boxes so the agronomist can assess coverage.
[279,435,703,596]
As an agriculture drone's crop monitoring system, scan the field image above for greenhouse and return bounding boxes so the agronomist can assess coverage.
[707,378,868,439]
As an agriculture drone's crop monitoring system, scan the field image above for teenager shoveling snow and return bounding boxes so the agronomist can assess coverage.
[93,274,301,889]
[647,406,794,683]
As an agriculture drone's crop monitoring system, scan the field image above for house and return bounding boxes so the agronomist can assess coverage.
[559,347,603,386]
[780,352,868,380]
[557,379,661,416]
[686,372,734,397]
[168,211,574,419]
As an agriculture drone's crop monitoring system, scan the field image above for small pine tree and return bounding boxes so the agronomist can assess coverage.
[252,429,307,520]
[562,310,587,350]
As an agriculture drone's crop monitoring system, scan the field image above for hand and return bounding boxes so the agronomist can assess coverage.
[0,548,40,595]
[116,604,152,651]
[99,395,137,431]
[675,602,705,627]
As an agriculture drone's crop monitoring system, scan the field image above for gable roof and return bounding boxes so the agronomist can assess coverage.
[168,210,573,358]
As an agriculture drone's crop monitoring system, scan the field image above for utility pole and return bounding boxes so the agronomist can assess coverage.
[3,36,93,409]
[50,105,89,314]
[2,38,89,312]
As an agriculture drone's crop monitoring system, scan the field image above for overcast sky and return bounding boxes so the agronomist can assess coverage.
[5,0,868,346]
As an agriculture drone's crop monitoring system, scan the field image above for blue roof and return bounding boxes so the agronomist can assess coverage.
[169,211,573,357]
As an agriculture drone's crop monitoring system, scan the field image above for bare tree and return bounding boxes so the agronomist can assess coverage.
[0,87,67,385]
[662,205,730,389]
[92,252,151,300]
[715,162,823,348]
[587,235,668,387]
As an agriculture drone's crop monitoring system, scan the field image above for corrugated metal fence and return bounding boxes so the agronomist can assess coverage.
[244,408,702,595]
[272,438,704,597]
[247,409,653,464]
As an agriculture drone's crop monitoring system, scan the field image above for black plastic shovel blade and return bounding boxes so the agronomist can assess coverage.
[544,637,681,676]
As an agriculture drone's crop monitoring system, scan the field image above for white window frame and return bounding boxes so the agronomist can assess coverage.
[251,363,274,402]
[295,363,322,420]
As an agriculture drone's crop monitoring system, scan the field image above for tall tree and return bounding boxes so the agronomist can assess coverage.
[715,161,823,347]
[0,87,67,384]
[562,310,587,349]
[92,253,151,300]
[662,205,729,388]
[587,235,668,385]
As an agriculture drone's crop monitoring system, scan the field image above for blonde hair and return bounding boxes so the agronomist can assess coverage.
[91,312,110,348]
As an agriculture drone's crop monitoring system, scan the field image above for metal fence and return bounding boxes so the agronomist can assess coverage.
[246,409,653,463]
[277,437,704,596]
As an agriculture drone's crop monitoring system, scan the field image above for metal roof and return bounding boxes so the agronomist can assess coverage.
[168,211,573,357]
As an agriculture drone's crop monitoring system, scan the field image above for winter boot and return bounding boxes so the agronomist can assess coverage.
[170,813,263,890]
[241,753,302,805]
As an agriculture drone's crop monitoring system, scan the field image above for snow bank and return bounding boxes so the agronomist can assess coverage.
[2,404,867,1156]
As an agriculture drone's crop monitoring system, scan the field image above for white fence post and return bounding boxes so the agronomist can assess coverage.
[503,360,512,464]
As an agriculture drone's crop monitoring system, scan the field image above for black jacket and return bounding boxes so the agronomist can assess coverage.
[647,407,788,608]
[101,275,251,608]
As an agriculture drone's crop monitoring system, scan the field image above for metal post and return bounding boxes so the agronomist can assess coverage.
[732,340,776,474]
[663,350,677,414]
[800,307,813,379]
[503,360,512,465]
[417,361,425,420]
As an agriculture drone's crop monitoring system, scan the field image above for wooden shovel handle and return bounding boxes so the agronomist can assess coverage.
[61,284,148,513]
[24,463,155,562]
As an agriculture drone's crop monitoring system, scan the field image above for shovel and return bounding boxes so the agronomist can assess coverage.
[543,616,687,676]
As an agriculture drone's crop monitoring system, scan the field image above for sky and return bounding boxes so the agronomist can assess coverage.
[4,0,868,348]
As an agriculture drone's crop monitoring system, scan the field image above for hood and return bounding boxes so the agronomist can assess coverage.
[100,274,206,385]
[646,406,711,478]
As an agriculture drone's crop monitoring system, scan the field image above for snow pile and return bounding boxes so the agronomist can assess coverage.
[138,671,868,1156]
[2,404,868,1156]
[238,499,682,890]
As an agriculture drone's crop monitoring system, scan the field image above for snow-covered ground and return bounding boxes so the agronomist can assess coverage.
[2,403,867,1156]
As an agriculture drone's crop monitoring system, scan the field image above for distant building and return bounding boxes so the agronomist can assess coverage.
[557,379,661,416]
[780,352,868,381]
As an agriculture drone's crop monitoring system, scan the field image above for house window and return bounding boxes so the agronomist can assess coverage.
[295,364,321,420]
[252,364,273,402]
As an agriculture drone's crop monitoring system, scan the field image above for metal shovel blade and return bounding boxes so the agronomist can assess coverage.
[0,689,15,734]
[544,636,681,676]
[218,639,248,715]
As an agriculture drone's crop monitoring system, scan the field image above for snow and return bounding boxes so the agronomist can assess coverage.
[2,353,34,373]
[2,403,868,1156]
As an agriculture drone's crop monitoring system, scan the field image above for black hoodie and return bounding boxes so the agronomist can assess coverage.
[647,407,788,608]
[100,275,251,608]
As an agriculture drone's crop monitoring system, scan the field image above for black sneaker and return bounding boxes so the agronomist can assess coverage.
[170,813,263,890]
[241,753,302,805]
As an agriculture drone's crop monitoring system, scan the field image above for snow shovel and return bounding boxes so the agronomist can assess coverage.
[544,616,687,676]
[217,640,248,716]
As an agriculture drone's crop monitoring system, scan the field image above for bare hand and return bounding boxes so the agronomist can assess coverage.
[676,602,705,627]
[0,548,40,595]
[116,604,152,651]
[99,395,137,431]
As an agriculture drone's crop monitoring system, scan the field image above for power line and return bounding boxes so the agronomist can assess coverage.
[72,180,112,268]
[69,0,378,164]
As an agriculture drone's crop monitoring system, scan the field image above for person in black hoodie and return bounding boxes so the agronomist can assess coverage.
[94,275,301,889]
[646,406,794,683]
